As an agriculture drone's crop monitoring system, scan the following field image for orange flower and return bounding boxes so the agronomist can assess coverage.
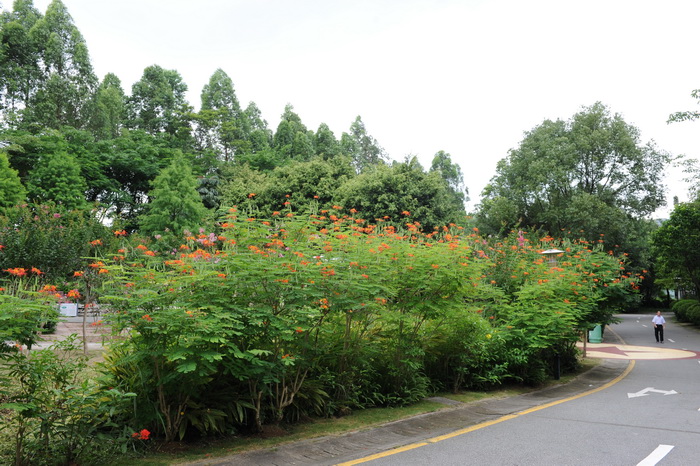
[30,267,43,275]
[248,193,256,198]
[114,229,127,236]
[144,250,156,256]
[73,271,84,277]
[5,267,26,276]
[67,289,81,299]
[402,210,410,216]
[89,239,103,246]
[98,268,109,274]
[136,244,148,250]
[142,315,152,321]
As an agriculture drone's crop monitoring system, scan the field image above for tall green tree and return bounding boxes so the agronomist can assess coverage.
[0,149,25,208]
[23,0,97,129]
[139,154,208,238]
[126,65,192,148]
[477,102,669,242]
[341,116,386,173]
[195,68,249,161]
[273,104,313,160]
[430,150,468,212]
[0,0,43,122]
[314,122,341,159]
[89,72,125,139]
[652,202,700,297]
[668,89,700,200]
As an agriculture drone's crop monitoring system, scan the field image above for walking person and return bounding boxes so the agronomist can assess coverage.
[652,310,666,343]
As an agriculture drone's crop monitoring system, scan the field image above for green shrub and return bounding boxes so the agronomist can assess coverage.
[0,337,136,466]
[685,302,700,326]
[672,299,698,322]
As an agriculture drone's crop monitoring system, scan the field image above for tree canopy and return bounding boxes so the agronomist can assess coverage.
[477,102,669,243]
[652,201,700,297]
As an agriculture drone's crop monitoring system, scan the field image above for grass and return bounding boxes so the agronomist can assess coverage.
[119,357,602,465]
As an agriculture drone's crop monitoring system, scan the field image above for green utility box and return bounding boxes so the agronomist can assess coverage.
[588,324,603,343]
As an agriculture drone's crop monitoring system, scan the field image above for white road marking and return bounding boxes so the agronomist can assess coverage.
[642,324,648,327]
[668,339,675,343]
[628,387,678,398]
[637,444,674,466]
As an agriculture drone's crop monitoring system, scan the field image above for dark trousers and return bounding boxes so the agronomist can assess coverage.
[654,325,664,342]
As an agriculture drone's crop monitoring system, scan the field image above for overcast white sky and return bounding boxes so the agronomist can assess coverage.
[14,0,700,215]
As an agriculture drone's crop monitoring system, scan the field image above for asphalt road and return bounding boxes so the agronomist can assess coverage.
[365,313,700,466]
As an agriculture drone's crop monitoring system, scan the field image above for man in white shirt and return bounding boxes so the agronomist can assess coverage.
[652,311,666,343]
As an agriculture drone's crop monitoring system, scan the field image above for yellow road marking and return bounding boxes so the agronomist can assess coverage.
[336,360,635,465]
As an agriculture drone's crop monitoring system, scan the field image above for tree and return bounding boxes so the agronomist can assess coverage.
[341,116,386,173]
[668,90,700,200]
[477,102,669,242]
[22,0,97,129]
[89,72,125,139]
[652,202,700,297]
[139,154,208,238]
[272,104,312,160]
[0,0,43,121]
[314,122,341,159]
[26,150,87,210]
[430,150,468,212]
[195,68,249,161]
[335,156,466,229]
[99,129,178,222]
[126,65,192,148]
[0,149,25,209]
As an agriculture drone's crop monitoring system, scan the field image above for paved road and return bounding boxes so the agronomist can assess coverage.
[361,314,700,466]
[189,313,700,466]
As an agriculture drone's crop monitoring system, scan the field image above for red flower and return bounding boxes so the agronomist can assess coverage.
[132,429,150,440]
[142,315,152,321]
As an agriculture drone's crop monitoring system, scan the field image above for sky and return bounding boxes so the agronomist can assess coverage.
[12,0,700,215]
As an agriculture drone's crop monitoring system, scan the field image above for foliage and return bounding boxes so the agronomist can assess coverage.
[88,207,639,440]
[652,201,700,296]
[672,299,700,323]
[27,151,87,210]
[0,203,110,280]
[477,102,669,246]
[0,337,136,466]
[139,154,208,243]
[335,156,467,230]
[0,150,25,210]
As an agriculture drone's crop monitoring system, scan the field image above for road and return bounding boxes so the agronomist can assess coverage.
[359,314,700,466]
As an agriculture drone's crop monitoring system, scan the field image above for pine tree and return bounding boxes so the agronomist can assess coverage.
[139,155,207,238]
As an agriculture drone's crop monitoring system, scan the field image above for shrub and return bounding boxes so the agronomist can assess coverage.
[672,299,698,322]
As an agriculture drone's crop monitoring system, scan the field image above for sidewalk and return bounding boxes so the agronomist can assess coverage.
[32,315,113,350]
